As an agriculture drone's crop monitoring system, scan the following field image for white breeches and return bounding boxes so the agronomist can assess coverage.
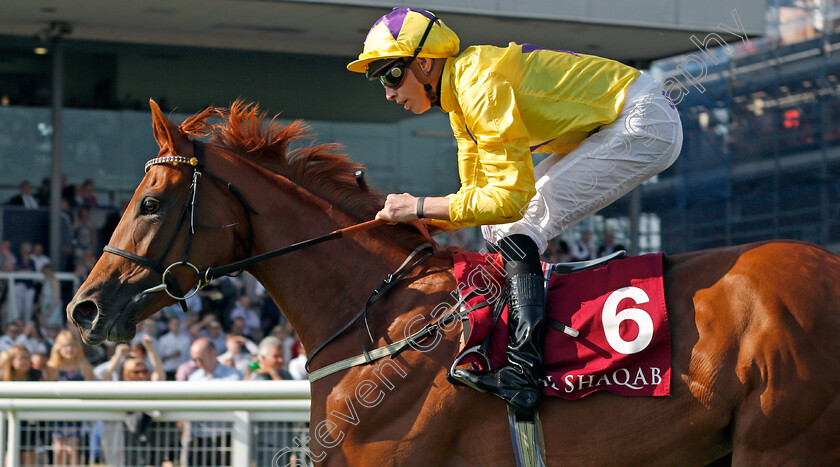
[482,71,683,253]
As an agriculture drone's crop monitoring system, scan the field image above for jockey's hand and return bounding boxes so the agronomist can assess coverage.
[376,193,420,223]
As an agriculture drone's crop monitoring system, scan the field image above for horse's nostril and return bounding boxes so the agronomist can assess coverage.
[78,303,93,317]
[72,301,98,330]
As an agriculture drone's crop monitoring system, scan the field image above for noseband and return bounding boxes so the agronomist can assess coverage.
[103,140,257,311]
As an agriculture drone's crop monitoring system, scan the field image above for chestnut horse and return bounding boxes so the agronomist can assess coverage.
[68,100,840,466]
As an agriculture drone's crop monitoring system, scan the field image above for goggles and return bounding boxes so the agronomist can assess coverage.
[364,15,439,89]
[366,58,410,88]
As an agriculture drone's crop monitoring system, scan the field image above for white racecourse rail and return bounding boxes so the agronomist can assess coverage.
[0,380,311,467]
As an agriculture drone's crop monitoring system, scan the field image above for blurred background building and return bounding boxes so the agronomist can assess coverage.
[637,0,840,253]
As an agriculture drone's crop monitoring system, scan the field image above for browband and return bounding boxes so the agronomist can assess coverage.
[144,155,199,173]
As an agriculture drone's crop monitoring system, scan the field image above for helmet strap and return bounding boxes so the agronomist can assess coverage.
[409,59,445,107]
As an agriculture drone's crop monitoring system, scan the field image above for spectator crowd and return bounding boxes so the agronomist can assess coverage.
[0,176,308,466]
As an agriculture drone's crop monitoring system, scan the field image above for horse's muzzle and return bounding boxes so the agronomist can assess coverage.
[68,299,104,344]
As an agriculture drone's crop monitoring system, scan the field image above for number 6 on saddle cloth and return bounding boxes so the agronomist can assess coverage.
[448,249,673,401]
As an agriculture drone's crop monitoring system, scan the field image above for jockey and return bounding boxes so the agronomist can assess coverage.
[348,7,683,417]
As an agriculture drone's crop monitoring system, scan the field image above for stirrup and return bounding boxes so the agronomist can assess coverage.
[447,344,492,386]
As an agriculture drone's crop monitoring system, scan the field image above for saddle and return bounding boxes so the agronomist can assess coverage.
[450,249,671,399]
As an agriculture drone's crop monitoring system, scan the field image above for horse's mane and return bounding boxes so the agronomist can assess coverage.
[177,100,438,249]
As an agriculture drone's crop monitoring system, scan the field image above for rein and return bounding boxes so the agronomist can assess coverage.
[203,218,387,279]
[305,242,433,377]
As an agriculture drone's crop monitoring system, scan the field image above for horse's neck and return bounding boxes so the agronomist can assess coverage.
[214,154,440,365]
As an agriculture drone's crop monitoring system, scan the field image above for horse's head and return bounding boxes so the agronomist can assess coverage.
[68,100,251,345]
[69,98,439,346]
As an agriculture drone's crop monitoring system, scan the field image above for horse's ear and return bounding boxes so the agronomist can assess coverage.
[149,99,190,155]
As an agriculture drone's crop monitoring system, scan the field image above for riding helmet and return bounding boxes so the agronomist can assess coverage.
[347,7,460,74]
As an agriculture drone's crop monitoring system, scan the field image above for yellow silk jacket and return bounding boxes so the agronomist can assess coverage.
[438,42,640,227]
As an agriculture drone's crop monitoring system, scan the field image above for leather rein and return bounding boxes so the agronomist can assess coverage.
[102,139,439,380]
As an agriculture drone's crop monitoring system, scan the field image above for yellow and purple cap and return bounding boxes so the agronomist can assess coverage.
[347,8,460,73]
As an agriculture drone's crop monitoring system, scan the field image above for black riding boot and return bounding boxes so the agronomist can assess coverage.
[450,235,546,417]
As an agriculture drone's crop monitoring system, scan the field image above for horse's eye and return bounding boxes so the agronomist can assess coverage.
[141,198,160,214]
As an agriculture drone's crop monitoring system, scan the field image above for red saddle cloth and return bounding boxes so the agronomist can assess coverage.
[453,252,671,400]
